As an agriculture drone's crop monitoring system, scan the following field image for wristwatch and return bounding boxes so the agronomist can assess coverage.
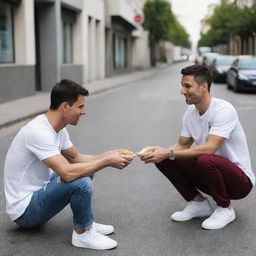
[169,149,175,160]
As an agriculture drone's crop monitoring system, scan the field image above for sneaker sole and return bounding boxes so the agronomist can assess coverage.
[201,216,236,230]
[171,212,213,222]
[72,240,117,250]
[100,230,114,236]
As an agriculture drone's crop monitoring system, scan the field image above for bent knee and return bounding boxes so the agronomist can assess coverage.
[68,176,93,193]
[155,159,174,170]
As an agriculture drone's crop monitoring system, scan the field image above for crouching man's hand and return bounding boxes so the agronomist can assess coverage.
[137,146,170,164]
[103,150,135,169]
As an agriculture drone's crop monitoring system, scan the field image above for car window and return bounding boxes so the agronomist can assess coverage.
[217,58,234,66]
[239,59,256,69]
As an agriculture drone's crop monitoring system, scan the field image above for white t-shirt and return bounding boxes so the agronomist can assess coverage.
[4,114,73,221]
[181,97,255,186]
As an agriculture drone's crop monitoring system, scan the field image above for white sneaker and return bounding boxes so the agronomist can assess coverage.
[72,227,117,250]
[171,198,213,221]
[92,222,114,235]
[201,206,236,230]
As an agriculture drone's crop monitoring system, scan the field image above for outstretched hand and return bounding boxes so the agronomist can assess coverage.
[138,146,170,164]
[103,150,135,169]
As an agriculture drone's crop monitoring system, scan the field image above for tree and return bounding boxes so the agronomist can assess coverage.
[198,30,215,48]
[143,0,191,65]
[198,0,256,49]
[169,17,191,48]
[143,0,175,66]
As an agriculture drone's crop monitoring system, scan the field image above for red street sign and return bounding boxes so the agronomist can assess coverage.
[134,14,143,23]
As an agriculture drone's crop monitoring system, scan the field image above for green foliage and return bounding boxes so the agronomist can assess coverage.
[198,31,215,47]
[198,0,256,48]
[240,2,256,37]
[143,0,191,48]
[170,17,191,48]
[143,0,175,42]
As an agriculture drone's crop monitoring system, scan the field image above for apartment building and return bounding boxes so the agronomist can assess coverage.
[105,0,150,76]
[0,0,35,103]
[0,0,150,103]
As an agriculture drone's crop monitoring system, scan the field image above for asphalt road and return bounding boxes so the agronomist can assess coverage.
[1,61,256,256]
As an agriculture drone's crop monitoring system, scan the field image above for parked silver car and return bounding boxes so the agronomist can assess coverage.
[209,55,235,83]
[227,56,256,92]
[202,52,219,67]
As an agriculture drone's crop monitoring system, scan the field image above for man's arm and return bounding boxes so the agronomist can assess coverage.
[141,134,224,163]
[173,134,224,159]
[44,146,133,182]
[61,146,104,163]
[169,136,194,151]
[139,136,193,163]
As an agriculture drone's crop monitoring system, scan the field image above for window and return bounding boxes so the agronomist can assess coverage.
[113,34,127,69]
[62,8,76,64]
[62,21,73,63]
[0,1,14,63]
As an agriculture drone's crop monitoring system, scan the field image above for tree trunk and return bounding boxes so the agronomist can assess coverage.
[149,34,157,66]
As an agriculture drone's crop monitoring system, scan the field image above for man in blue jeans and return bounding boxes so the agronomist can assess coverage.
[4,79,134,250]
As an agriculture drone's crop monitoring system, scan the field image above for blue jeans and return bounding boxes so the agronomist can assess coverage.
[15,174,94,229]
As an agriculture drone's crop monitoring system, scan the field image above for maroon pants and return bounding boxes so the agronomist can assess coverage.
[155,154,252,207]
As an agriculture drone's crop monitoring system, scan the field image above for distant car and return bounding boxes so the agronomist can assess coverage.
[195,55,203,65]
[202,52,219,67]
[227,57,256,92]
[209,55,236,83]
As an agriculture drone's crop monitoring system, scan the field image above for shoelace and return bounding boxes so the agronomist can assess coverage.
[88,227,105,239]
[210,207,228,219]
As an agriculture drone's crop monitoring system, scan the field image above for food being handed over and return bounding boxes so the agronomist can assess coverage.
[118,149,137,158]
[136,147,154,157]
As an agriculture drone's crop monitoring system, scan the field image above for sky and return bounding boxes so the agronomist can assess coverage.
[170,0,220,50]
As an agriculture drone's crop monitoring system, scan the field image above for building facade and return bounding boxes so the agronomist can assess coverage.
[0,0,35,103]
[105,0,150,76]
[0,0,150,104]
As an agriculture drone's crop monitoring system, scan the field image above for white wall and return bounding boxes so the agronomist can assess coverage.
[132,30,150,69]
[107,0,137,27]
[73,11,83,65]
[83,0,105,81]
[14,0,35,65]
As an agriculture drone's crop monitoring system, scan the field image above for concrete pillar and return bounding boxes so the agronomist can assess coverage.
[36,1,61,91]
[127,35,132,70]
[87,17,96,81]
[105,28,113,77]
[73,11,83,65]
[95,20,100,79]
[96,19,105,79]
[14,0,35,65]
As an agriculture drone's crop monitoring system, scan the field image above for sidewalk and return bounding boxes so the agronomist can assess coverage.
[0,65,167,129]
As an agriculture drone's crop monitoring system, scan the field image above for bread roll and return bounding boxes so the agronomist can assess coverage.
[137,147,154,156]
[119,149,136,157]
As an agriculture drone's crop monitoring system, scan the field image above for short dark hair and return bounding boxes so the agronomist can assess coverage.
[181,64,212,92]
[50,79,89,110]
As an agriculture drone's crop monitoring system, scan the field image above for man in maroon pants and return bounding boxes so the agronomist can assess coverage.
[139,64,255,230]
